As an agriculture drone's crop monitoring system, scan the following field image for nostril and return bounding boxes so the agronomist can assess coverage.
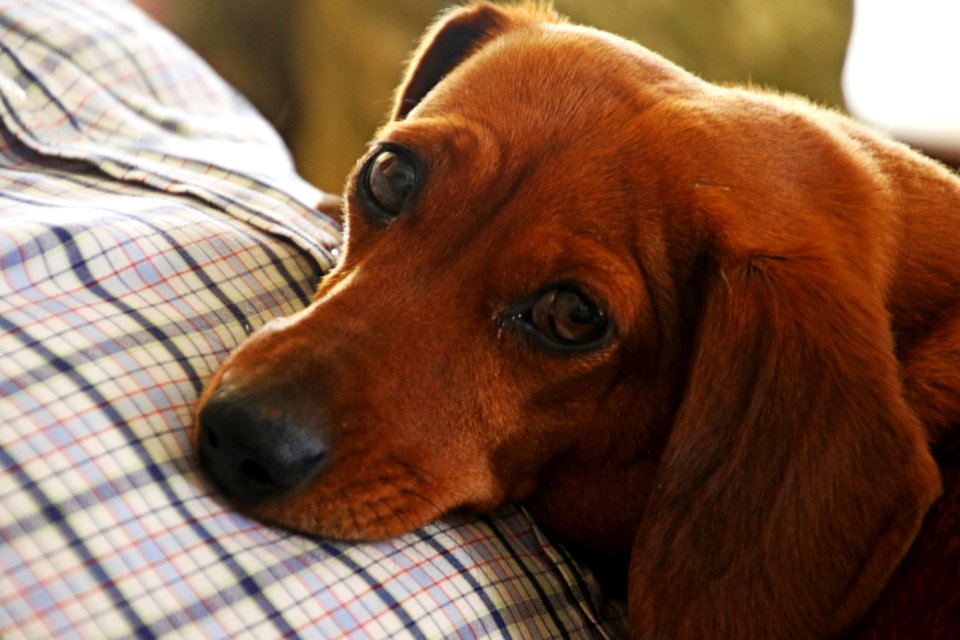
[239,459,274,486]
[196,385,329,504]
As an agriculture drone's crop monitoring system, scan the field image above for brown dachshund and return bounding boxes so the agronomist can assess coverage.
[194,3,960,637]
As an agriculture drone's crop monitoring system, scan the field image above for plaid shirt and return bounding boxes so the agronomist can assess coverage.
[0,1,626,638]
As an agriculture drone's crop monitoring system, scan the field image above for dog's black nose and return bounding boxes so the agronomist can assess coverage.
[196,386,327,506]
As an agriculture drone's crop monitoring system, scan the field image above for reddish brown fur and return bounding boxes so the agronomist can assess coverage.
[194,3,960,637]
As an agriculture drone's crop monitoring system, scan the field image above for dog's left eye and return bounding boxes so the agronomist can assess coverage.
[507,287,610,351]
[362,148,418,218]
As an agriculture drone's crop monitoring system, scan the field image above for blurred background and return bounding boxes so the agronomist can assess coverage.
[133,0,853,195]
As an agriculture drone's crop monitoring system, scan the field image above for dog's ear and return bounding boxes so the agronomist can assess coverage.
[393,3,558,121]
[629,218,942,637]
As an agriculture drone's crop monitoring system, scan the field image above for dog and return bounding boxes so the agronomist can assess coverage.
[193,3,960,637]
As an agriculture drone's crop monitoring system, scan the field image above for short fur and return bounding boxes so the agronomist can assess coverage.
[194,4,960,637]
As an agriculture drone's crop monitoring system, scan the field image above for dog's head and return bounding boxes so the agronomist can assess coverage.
[194,3,941,636]
[196,3,695,545]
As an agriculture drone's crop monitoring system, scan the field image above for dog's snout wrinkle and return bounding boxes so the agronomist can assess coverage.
[197,385,328,506]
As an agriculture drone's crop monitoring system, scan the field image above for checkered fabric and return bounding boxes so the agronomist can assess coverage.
[0,1,627,638]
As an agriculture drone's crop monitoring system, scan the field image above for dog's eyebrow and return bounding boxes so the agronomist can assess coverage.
[430,158,539,272]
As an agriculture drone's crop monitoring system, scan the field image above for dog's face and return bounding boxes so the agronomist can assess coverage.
[195,4,945,636]
[196,7,699,548]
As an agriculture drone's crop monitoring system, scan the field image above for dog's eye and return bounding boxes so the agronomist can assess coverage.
[532,288,607,345]
[506,287,609,351]
[362,148,418,218]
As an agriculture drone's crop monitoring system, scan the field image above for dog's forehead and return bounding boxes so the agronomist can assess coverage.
[416,22,701,133]
[355,22,698,322]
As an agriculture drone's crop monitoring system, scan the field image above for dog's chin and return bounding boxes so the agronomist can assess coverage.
[234,473,513,541]
[226,470,500,541]
[237,494,440,541]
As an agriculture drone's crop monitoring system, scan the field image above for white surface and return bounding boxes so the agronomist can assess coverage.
[843,0,960,154]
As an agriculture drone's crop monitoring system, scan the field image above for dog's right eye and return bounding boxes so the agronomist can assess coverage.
[361,147,418,219]
[504,286,611,353]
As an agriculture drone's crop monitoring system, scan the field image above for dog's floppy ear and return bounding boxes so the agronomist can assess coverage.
[629,217,942,637]
[392,2,558,121]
